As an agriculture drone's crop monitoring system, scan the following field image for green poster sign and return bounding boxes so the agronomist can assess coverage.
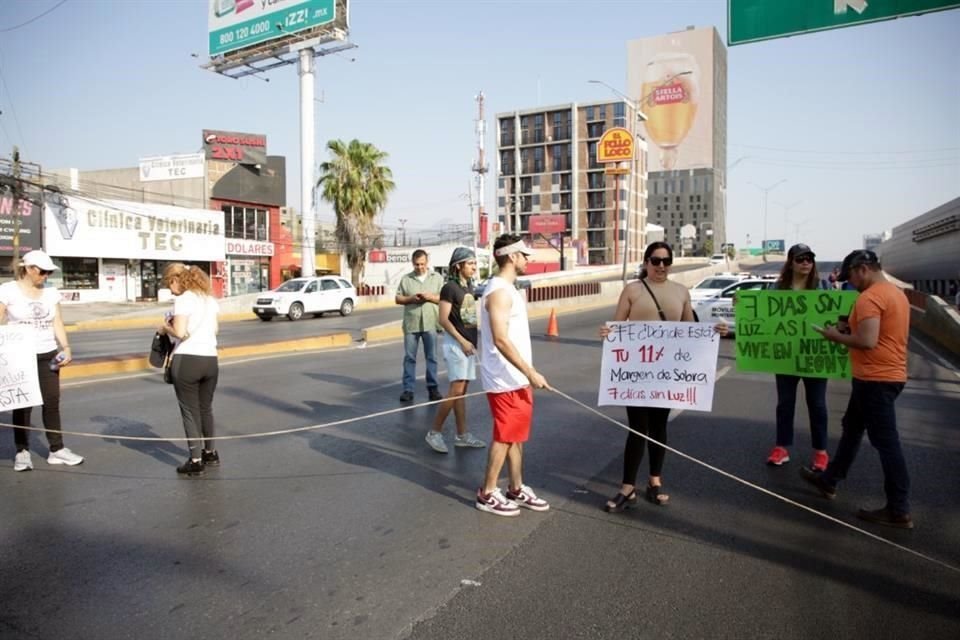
[728,0,960,45]
[735,290,859,379]
[209,0,336,57]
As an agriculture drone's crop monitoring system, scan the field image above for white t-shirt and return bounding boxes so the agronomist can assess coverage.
[0,281,60,354]
[172,290,219,357]
[478,277,532,392]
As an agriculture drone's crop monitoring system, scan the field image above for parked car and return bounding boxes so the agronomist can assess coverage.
[252,277,357,321]
[688,274,752,304]
[693,278,775,334]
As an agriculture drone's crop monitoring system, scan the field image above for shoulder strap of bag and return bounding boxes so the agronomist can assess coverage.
[639,278,668,321]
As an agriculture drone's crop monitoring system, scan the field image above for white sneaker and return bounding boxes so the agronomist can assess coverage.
[47,448,84,466]
[14,450,33,472]
[425,431,448,453]
[475,488,520,517]
[506,484,550,511]
[454,432,487,448]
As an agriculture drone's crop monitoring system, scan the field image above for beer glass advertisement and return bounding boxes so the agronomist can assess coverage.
[627,28,715,172]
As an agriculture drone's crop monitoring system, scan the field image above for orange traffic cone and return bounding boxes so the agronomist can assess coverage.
[546,308,559,338]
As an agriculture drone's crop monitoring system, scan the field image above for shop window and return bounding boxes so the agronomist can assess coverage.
[222,204,269,241]
[58,258,98,289]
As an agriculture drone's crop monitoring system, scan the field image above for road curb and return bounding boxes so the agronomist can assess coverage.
[66,312,257,333]
[60,332,354,380]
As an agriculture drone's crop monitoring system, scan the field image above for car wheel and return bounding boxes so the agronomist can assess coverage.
[339,299,354,316]
[287,302,304,321]
[258,315,273,322]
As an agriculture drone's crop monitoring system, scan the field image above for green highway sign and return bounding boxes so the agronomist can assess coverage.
[729,0,960,45]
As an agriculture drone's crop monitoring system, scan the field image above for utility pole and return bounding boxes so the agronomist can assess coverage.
[10,146,22,270]
[471,92,488,252]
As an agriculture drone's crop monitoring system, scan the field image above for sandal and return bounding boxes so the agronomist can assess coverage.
[604,490,638,513]
[645,484,669,506]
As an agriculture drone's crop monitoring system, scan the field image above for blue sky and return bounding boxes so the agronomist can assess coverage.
[1,0,958,260]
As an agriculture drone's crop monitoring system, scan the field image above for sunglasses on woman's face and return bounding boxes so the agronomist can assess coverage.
[34,267,54,276]
[793,255,814,265]
[648,256,672,267]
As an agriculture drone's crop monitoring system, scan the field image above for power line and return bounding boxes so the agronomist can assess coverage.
[0,0,69,33]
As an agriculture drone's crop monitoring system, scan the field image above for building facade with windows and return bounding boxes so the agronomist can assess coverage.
[495,100,648,266]
[42,130,294,301]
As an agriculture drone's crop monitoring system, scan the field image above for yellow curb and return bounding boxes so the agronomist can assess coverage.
[362,321,404,343]
[67,311,257,333]
[60,332,354,380]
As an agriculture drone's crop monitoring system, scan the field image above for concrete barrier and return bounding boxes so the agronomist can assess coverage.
[909,294,960,357]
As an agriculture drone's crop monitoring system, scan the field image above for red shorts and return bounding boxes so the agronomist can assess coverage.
[487,387,534,443]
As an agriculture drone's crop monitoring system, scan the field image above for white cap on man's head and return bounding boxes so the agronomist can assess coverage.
[21,249,58,271]
[494,240,533,257]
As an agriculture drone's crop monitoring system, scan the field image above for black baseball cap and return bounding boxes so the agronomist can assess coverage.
[838,249,880,281]
[787,243,815,260]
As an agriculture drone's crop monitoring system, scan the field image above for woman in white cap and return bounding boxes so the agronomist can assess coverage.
[0,249,84,471]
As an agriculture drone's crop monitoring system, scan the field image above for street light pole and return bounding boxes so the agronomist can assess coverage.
[749,179,787,262]
[398,218,408,247]
[776,199,803,245]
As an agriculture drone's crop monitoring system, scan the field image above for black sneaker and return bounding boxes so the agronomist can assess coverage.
[176,459,205,476]
[399,390,414,402]
[201,450,220,466]
[857,507,914,529]
[799,466,836,500]
[428,388,443,402]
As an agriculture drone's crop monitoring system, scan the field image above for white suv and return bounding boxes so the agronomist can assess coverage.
[253,277,358,321]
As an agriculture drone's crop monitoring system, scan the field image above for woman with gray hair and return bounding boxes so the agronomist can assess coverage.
[425,247,486,453]
[0,250,84,471]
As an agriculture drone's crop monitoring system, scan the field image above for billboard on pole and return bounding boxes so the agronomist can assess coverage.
[208,0,338,57]
[627,27,717,172]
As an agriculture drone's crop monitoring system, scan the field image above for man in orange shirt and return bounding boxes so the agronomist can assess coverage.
[802,250,913,529]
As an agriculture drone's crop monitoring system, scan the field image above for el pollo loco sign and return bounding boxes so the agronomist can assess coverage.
[597,128,635,163]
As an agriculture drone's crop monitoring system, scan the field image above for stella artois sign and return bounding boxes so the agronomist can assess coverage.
[596,128,635,163]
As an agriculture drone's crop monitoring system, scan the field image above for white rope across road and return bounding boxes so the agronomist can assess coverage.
[549,388,960,575]
[2,386,957,574]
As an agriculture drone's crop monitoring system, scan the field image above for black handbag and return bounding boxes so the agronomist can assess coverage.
[149,331,172,368]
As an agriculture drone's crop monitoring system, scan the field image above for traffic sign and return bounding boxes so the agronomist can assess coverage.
[728,0,960,45]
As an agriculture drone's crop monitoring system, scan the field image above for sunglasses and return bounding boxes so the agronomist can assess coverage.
[648,256,673,267]
[33,267,54,276]
[793,255,814,264]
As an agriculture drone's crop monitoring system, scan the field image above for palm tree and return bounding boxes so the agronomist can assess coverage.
[316,139,396,287]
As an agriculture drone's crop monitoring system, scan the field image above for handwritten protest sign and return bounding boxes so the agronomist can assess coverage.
[0,325,42,412]
[735,290,858,379]
[598,321,721,411]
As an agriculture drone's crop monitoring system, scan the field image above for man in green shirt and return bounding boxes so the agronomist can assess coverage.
[395,249,445,402]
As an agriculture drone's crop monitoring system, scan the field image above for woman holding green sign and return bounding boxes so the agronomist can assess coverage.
[766,244,831,472]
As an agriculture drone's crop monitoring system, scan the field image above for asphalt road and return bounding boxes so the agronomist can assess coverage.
[69,305,402,360]
[2,307,958,639]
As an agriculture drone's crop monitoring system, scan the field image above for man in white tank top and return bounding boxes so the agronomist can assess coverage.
[475,234,551,516]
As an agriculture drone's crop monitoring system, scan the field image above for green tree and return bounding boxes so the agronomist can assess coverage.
[316,139,396,287]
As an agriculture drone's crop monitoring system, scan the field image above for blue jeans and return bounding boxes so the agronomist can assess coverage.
[823,379,910,515]
[775,374,828,450]
[402,331,439,393]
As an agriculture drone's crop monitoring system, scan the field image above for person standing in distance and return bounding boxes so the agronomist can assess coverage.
[159,263,221,476]
[766,244,831,472]
[425,247,486,453]
[601,241,726,512]
[475,234,550,516]
[804,250,913,528]
[0,250,84,471]
[395,250,445,403]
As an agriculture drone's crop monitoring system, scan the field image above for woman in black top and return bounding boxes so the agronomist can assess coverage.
[425,247,487,453]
